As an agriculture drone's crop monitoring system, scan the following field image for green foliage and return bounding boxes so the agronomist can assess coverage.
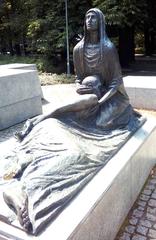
[29,1,91,55]
[135,32,144,54]
[39,73,75,86]
[20,0,92,72]
[0,54,45,71]
[0,0,32,55]
[0,0,155,71]
[93,0,147,28]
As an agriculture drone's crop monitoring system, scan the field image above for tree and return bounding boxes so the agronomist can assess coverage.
[144,0,156,56]
[0,0,14,54]
[0,0,31,55]
[26,0,92,72]
[93,0,148,66]
[0,0,155,71]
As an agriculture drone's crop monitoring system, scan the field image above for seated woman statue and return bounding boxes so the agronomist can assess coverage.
[15,8,132,141]
[2,8,144,235]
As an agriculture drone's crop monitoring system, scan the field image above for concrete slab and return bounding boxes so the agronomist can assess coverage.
[0,69,41,106]
[0,117,156,240]
[0,63,43,98]
[0,68,42,130]
[0,63,37,71]
[124,76,156,110]
[0,97,41,130]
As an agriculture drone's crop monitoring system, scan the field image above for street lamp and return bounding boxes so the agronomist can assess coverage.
[65,0,70,76]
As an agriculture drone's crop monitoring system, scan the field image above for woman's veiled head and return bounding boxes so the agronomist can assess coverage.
[73,8,112,73]
[85,11,99,32]
[84,8,106,43]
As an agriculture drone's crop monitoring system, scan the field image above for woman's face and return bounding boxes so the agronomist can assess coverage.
[85,12,98,31]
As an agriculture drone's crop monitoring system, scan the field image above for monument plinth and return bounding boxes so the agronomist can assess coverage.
[0,66,42,130]
[0,7,149,238]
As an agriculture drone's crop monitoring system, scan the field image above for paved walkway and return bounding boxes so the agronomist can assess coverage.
[115,168,156,240]
[0,85,156,240]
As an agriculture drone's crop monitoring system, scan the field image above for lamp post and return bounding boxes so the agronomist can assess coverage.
[65,0,70,76]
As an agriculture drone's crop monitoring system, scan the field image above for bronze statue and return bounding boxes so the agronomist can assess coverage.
[2,8,144,235]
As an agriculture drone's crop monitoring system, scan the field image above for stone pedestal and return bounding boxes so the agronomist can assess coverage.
[0,63,37,71]
[0,117,156,240]
[0,68,42,130]
[124,76,156,110]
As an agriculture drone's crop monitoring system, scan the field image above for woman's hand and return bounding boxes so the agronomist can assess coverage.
[76,85,94,95]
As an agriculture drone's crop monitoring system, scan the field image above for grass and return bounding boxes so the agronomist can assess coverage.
[39,73,75,85]
[0,54,46,71]
[0,54,37,64]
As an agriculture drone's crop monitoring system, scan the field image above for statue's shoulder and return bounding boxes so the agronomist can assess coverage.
[104,41,116,53]
[104,41,118,59]
[73,40,83,54]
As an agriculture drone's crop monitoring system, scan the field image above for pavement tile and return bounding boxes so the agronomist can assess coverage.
[145,184,156,190]
[137,200,147,207]
[139,219,152,228]
[149,179,156,185]
[146,213,156,222]
[148,199,156,208]
[151,193,156,199]
[132,209,144,218]
[147,206,156,215]
[132,234,147,240]
[143,189,152,196]
[148,229,156,238]
[136,225,148,236]
[119,232,131,240]
[140,194,150,201]
[138,206,145,211]
[129,217,139,226]
[125,225,135,234]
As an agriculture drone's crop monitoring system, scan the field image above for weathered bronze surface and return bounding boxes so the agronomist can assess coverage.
[2,8,145,235]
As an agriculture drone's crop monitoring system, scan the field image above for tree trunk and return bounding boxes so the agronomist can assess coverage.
[144,26,152,56]
[8,37,14,55]
[14,43,21,56]
[0,36,7,54]
[119,26,135,68]
[151,32,156,54]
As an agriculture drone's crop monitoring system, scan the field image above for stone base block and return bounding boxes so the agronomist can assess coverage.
[124,76,156,110]
[0,68,42,130]
[0,117,156,240]
[0,63,37,71]
[0,97,41,130]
